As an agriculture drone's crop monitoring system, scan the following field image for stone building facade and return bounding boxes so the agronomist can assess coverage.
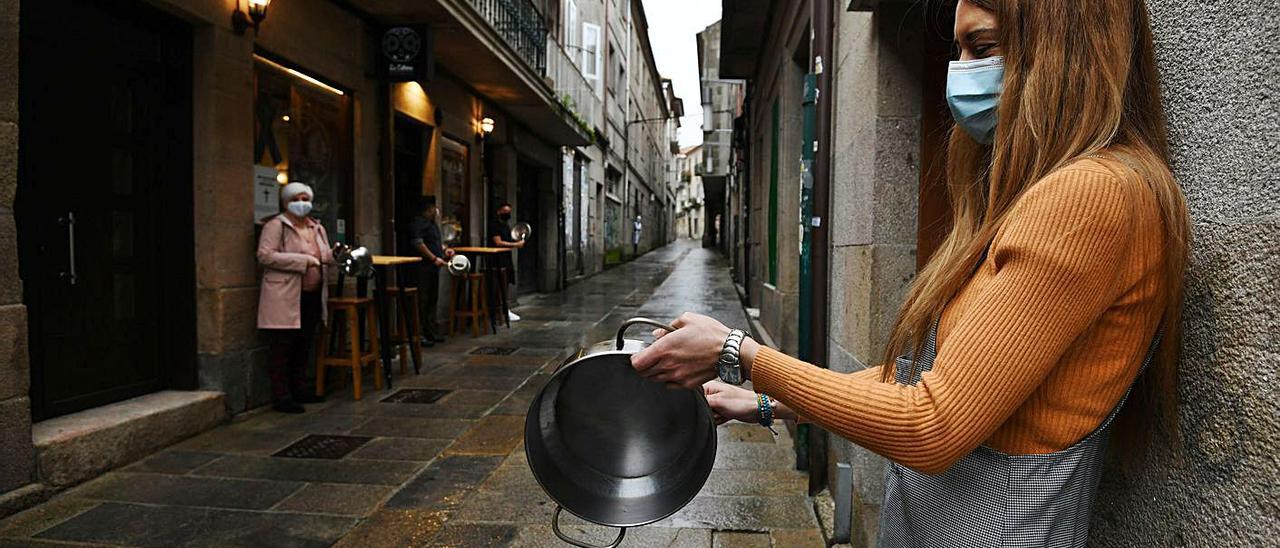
[717,0,1277,545]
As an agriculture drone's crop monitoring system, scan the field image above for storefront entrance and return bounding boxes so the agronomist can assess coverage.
[16,0,196,420]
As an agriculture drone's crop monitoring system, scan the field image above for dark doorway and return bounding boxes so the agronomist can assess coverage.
[515,159,542,295]
[16,0,195,420]
[394,115,432,256]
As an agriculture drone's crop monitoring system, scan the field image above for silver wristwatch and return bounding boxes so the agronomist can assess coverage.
[716,329,749,385]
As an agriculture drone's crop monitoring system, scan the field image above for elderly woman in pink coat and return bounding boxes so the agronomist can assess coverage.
[257,182,332,413]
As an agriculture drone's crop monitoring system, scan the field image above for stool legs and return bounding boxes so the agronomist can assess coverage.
[347,304,362,400]
[316,320,330,397]
[368,301,383,392]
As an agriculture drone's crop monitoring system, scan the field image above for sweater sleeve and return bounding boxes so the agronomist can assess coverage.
[751,167,1136,474]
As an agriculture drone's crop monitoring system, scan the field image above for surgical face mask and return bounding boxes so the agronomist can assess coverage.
[499,213,512,221]
[287,200,313,217]
[946,56,1004,145]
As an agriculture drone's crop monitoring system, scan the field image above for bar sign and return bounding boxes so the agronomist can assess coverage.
[379,25,433,83]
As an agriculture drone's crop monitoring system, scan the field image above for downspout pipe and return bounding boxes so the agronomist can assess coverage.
[808,0,835,496]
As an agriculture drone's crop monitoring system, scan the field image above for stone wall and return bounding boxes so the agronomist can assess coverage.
[0,0,37,512]
[824,4,922,546]
[1089,0,1279,545]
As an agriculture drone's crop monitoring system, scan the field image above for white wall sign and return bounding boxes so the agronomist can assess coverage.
[254,165,280,223]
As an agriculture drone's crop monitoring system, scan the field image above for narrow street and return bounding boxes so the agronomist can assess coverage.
[0,240,823,547]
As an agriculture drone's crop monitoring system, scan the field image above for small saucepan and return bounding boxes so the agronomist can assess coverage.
[525,318,717,548]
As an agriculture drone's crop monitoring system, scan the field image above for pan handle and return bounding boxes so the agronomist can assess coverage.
[552,506,626,548]
[616,318,677,351]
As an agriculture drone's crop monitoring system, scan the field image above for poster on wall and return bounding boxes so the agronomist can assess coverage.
[254,165,280,222]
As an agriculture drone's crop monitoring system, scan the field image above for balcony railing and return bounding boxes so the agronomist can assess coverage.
[546,39,600,132]
[469,0,548,75]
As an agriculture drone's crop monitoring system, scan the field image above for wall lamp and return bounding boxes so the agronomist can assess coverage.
[480,117,496,136]
[233,0,271,35]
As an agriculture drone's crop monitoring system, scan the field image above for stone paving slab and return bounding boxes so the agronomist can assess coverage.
[191,455,420,486]
[77,472,302,511]
[121,451,222,474]
[171,427,306,456]
[36,502,357,547]
[348,417,473,440]
[347,437,450,462]
[273,483,394,516]
[509,524,711,548]
[443,415,525,456]
[384,455,503,511]
[331,509,447,547]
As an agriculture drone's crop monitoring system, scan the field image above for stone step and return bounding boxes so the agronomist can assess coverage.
[32,391,226,488]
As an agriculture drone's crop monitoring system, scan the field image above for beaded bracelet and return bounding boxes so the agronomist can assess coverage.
[757,393,777,434]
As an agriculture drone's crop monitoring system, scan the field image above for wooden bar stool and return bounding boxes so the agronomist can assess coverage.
[317,295,382,400]
[384,287,423,374]
[449,273,489,338]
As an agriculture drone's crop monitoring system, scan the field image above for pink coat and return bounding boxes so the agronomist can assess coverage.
[256,214,333,329]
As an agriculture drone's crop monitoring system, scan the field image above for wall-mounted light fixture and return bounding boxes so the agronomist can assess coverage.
[233,0,272,35]
[479,117,496,137]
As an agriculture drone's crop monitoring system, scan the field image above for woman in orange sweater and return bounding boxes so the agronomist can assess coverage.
[631,0,1189,545]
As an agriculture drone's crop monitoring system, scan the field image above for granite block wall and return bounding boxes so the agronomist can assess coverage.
[0,0,36,508]
[1088,1,1280,545]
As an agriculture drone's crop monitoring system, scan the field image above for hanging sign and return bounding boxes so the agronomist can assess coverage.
[379,25,434,83]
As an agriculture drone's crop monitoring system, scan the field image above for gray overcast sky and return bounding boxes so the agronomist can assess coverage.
[643,0,722,148]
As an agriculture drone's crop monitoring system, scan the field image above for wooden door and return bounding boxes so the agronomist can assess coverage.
[17,0,195,420]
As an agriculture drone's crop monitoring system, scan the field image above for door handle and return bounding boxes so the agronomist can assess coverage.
[58,212,76,285]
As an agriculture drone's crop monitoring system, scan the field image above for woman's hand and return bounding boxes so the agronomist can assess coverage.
[703,380,760,425]
[307,255,321,267]
[433,257,447,267]
[630,312,732,390]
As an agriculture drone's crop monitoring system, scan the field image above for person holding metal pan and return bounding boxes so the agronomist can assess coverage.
[408,196,453,348]
[487,201,525,322]
[256,182,333,414]
[630,0,1188,546]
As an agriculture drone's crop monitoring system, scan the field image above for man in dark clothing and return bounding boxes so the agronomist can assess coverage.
[487,202,525,322]
[409,196,450,346]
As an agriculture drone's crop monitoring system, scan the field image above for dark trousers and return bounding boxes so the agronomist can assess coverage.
[416,264,441,338]
[266,290,322,403]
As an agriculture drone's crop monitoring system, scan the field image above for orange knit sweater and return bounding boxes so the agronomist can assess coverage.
[751,158,1166,474]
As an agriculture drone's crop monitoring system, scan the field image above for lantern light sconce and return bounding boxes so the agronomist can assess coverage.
[232,0,271,35]
[479,117,496,136]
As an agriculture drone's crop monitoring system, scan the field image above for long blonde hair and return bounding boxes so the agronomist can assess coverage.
[884,0,1190,464]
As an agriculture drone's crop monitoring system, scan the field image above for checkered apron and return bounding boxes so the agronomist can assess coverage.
[877,324,1159,548]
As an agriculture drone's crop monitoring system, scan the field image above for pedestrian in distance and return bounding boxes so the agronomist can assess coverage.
[256,182,334,414]
[632,215,642,257]
[487,201,525,322]
[408,196,453,347]
[631,1,1190,546]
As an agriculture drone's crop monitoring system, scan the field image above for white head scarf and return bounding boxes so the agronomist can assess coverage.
[280,182,314,204]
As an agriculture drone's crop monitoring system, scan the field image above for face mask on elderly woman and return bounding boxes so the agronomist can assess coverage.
[286,200,313,217]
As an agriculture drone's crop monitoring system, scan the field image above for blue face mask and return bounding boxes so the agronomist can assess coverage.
[946,56,1004,145]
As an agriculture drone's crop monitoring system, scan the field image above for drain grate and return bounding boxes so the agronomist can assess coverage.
[380,388,452,404]
[470,346,518,356]
[273,435,372,460]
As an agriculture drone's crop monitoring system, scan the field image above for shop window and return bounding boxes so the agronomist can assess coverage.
[253,53,354,243]
[440,136,471,243]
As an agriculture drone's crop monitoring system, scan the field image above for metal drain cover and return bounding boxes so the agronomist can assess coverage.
[380,388,452,404]
[470,346,518,355]
[273,435,372,460]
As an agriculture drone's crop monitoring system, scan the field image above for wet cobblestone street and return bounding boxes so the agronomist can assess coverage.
[0,240,822,547]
